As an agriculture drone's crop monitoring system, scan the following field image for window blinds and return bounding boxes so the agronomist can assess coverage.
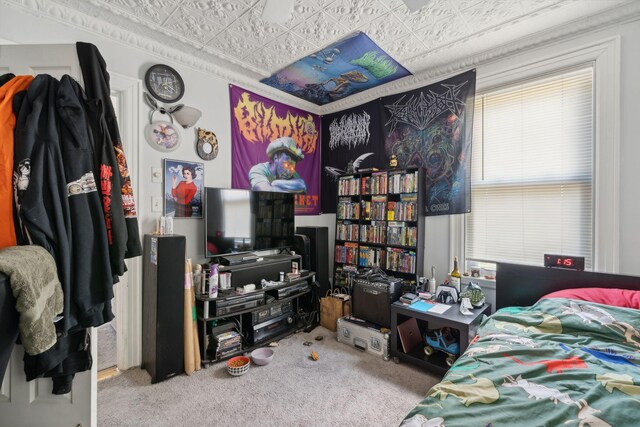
[465,66,594,269]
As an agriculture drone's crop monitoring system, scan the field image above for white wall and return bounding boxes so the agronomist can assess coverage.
[1,5,639,284]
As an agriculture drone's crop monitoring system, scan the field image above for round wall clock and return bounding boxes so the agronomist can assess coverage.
[145,64,185,103]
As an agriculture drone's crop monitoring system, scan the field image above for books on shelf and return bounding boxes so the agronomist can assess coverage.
[335,241,359,265]
[386,247,417,274]
[336,220,359,241]
[359,221,386,244]
[337,198,360,220]
[338,176,360,196]
[387,222,417,247]
[388,170,419,193]
[387,194,418,221]
[371,172,388,195]
[371,195,387,220]
[358,245,386,268]
[333,167,423,280]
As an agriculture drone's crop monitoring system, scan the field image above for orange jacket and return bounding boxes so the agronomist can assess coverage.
[0,75,33,249]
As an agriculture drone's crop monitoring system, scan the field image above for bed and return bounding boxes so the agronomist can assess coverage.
[401,262,640,427]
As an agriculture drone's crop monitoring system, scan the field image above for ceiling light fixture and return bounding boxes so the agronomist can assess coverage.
[402,0,430,13]
[261,0,294,23]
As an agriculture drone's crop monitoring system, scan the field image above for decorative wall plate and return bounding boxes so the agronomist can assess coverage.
[196,127,218,161]
[144,110,181,152]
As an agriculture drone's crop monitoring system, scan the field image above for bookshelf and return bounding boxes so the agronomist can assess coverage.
[333,167,425,287]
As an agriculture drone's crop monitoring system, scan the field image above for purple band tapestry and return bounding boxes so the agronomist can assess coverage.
[230,85,321,215]
[321,100,387,213]
[381,69,476,216]
[261,32,412,106]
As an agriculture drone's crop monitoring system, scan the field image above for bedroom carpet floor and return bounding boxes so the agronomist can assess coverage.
[97,325,440,427]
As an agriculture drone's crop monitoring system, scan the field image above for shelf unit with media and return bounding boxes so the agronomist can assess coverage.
[333,167,425,287]
[194,254,316,367]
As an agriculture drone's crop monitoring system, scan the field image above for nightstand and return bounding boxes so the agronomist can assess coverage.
[390,301,490,375]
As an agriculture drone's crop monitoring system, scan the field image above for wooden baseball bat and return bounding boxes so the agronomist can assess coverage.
[184,259,195,375]
[186,258,201,371]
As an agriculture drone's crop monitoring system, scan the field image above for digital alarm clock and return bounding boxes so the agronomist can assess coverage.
[543,254,585,271]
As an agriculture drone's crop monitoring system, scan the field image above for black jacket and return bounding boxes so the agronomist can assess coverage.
[12,75,92,392]
[14,74,118,331]
[57,75,115,327]
[76,42,142,262]
[13,75,73,331]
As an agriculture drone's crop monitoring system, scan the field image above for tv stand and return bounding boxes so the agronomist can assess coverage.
[195,253,317,367]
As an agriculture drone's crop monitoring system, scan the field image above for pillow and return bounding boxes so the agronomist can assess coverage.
[541,287,640,309]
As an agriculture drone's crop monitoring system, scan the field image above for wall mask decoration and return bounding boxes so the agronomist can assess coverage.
[196,127,219,161]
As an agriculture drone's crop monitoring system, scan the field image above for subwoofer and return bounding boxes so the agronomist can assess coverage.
[295,226,329,296]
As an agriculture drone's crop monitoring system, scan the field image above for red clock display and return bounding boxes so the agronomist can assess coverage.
[544,254,585,271]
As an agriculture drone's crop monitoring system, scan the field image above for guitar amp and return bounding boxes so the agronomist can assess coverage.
[352,277,403,328]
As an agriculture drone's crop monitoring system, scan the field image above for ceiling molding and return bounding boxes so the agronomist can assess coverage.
[5,0,640,116]
[4,0,320,113]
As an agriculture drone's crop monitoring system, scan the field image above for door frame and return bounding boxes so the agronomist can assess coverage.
[110,72,142,369]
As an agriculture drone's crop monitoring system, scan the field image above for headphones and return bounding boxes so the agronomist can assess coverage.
[437,290,456,304]
[435,285,459,304]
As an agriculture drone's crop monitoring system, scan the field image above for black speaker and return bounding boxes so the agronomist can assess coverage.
[295,226,329,296]
[293,234,311,271]
[352,279,403,328]
[142,234,186,383]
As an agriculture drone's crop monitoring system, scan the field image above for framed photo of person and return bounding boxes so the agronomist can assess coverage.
[163,159,204,218]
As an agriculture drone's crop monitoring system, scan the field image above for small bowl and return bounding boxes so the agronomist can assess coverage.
[250,347,274,366]
[227,356,250,376]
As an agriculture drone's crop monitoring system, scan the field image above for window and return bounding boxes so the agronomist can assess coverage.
[465,66,594,270]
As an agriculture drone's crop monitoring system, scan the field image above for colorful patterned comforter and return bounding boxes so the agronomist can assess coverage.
[402,298,640,426]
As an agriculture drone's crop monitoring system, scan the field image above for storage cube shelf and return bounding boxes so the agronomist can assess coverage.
[334,168,425,285]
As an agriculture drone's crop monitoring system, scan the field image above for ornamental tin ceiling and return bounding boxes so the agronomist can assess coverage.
[16,0,636,111]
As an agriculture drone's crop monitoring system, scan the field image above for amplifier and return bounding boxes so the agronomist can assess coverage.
[251,300,293,324]
[352,278,403,328]
[271,281,310,300]
[214,291,265,316]
[249,312,294,345]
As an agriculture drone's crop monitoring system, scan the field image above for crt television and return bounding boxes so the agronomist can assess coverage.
[204,187,296,258]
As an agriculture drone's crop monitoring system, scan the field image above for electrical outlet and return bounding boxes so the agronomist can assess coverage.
[151,196,162,212]
[151,167,163,183]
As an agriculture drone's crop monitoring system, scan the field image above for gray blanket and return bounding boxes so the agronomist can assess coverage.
[0,245,63,355]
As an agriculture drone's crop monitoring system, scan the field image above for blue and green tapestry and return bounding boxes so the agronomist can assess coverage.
[261,32,411,106]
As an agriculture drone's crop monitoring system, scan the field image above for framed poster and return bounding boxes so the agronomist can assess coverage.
[163,159,204,218]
